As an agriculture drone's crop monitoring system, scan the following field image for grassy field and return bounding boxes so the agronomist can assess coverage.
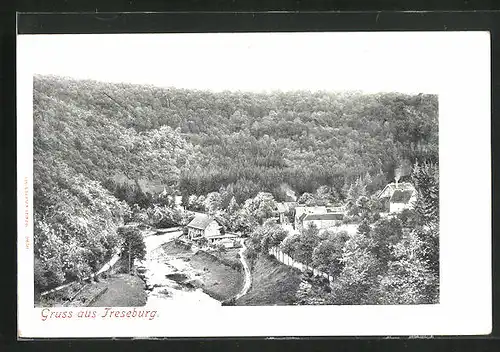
[35,257,139,307]
[212,248,242,270]
[235,253,302,306]
[162,241,244,301]
[87,274,148,307]
[60,273,148,307]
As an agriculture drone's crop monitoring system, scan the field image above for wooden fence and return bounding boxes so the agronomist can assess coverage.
[268,246,334,282]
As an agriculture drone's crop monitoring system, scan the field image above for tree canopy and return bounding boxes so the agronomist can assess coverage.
[33,74,439,302]
[34,75,438,204]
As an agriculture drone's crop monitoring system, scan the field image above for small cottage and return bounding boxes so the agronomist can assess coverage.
[378,182,416,213]
[389,189,416,213]
[186,214,221,241]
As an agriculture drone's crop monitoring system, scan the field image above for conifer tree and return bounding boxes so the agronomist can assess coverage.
[363,171,373,194]
[227,196,240,214]
[411,161,439,225]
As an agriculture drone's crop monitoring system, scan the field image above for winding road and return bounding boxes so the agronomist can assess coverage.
[234,238,251,300]
[143,230,182,253]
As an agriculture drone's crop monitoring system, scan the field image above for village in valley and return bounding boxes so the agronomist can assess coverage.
[122,163,433,307]
[182,177,416,251]
[37,161,436,308]
[33,75,439,308]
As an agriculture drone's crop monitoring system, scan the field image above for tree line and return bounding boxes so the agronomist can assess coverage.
[34,75,438,204]
[245,162,439,305]
[33,74,438,298]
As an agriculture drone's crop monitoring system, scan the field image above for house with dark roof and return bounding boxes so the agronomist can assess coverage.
[186,214,221,241]
[302,212,344,230]
[378,182,414,199]
[389,189,416,213]
[378,182,416,213]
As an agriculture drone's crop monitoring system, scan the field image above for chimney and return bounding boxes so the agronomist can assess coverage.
[394,167,402,188]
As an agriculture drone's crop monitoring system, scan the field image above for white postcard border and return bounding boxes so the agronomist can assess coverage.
[17,31,491,338]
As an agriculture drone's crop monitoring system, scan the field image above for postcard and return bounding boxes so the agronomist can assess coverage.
[17,30,491,338]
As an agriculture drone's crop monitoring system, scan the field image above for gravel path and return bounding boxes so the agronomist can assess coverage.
[234,239,251,300]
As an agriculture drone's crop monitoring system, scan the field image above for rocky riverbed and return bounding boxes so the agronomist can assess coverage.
[137,233,221,308]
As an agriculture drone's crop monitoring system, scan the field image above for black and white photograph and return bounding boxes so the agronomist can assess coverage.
[17,31,490,337]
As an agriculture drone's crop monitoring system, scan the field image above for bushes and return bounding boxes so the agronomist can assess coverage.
[370,229,439,304]
[397,208,419,228]
[243,206,438,305]
[328,195,439,305]
[146,204,183,228]
[331,240,384,305]
[244,245,258,269]
[342,214,360,224]
[34,257,49,292]
[369,217,404,266]
[119,227,146,272]
[311,231,348,279]
[33,157,130,294]
[248,223,288,254]
[279,224,321,269]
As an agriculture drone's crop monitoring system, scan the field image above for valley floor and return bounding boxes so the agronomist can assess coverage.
[160,241,244,302]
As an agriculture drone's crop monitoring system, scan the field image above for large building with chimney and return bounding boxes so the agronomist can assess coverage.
[377,182,417,213]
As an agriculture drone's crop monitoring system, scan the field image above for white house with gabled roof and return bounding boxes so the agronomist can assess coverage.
[186,214,221,241]
[377,182,417,213]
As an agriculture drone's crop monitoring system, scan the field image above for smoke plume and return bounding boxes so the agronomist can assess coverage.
[394,159,412,184]
[280,183,297,201]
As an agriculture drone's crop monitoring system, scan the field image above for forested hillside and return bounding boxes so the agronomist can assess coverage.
[33,74,438,294]
[34,75,438,202]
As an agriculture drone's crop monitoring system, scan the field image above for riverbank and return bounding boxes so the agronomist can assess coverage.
[36,231,246,308]
[86,274,147,307]
[37,271,148,308]
[160,241,244,302]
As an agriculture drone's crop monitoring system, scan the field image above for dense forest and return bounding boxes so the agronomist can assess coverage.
[245,160,439,305]
[33,74,439,299]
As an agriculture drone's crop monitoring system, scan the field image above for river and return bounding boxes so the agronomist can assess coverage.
[137,231,221,308]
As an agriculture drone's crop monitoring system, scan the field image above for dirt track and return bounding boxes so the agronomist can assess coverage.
[234,239,251,300]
